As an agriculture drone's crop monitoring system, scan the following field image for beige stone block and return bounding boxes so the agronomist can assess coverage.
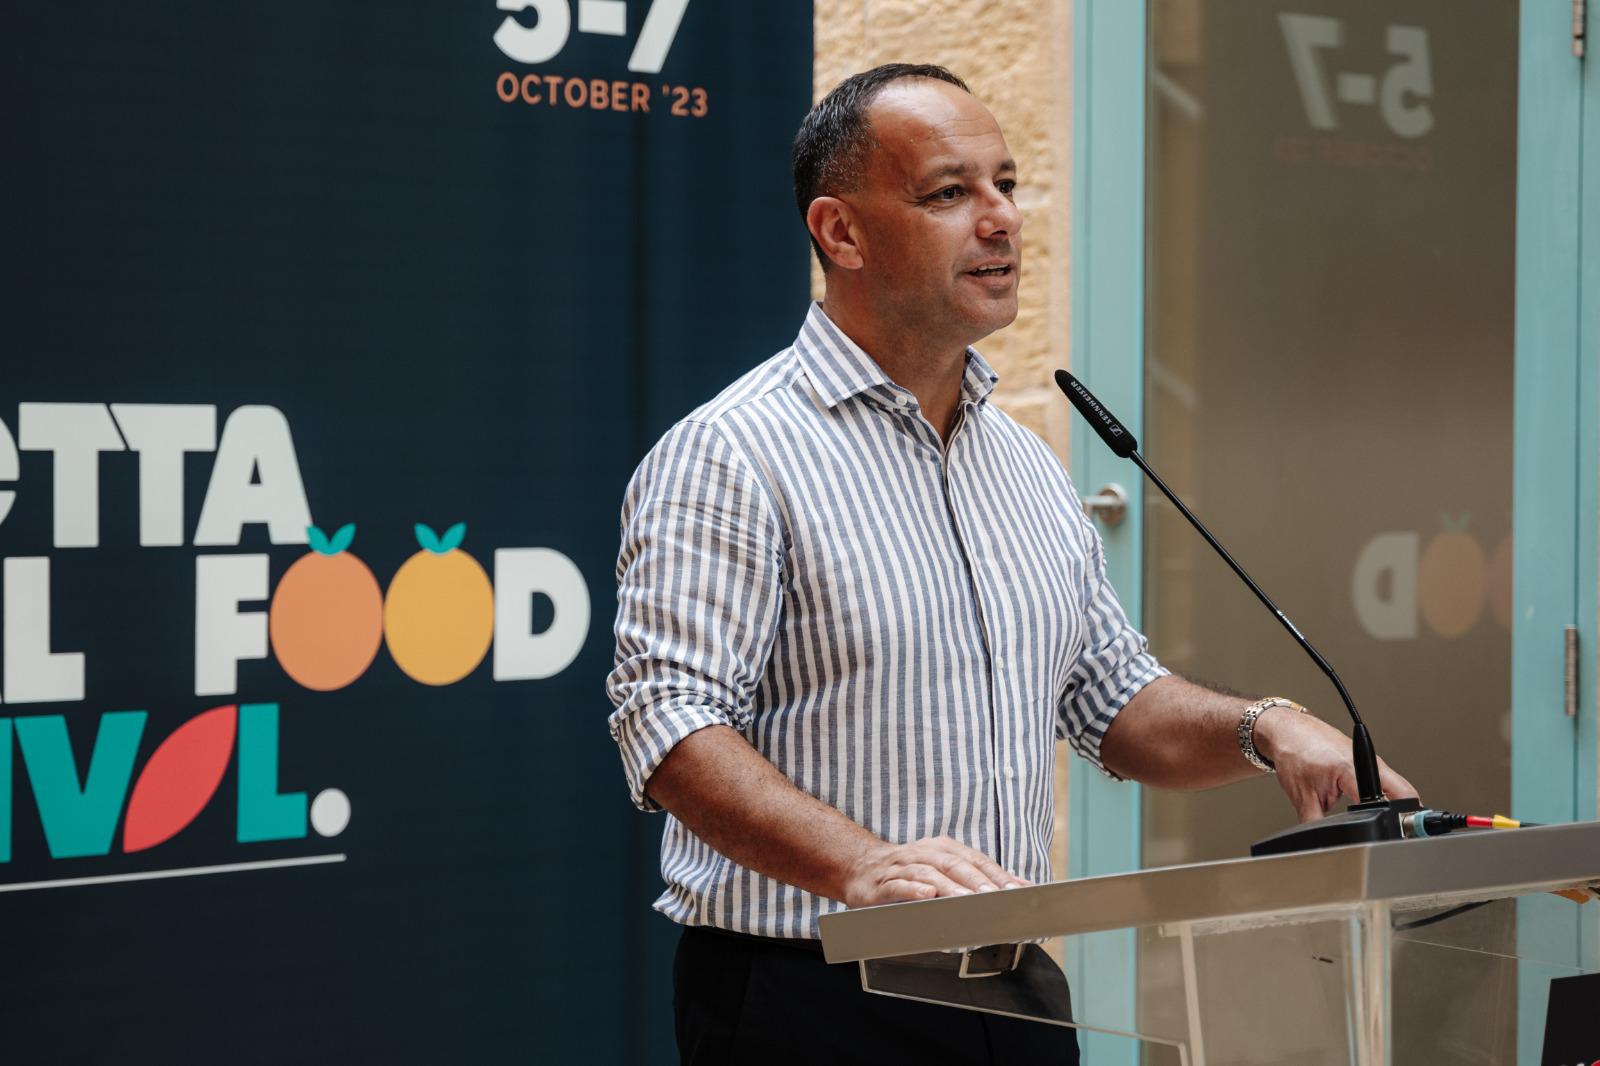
[862,1,1048,72]
[814,0,868,101]
[992,386,1050,438]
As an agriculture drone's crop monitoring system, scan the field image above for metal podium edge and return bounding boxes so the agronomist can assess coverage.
[817,821,1600,963]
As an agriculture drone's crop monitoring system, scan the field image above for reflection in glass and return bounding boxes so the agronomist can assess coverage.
[1141,1,1518,1060]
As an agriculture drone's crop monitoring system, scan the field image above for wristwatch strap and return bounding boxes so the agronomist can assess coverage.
[1238,697,1304,773]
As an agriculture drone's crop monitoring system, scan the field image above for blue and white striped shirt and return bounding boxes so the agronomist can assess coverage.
[607,303,1166,939]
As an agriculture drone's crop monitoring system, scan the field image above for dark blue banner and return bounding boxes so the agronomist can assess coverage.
[0,2,813,1060]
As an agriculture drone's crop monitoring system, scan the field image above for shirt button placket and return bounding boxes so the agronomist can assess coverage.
[941,418,1008,869]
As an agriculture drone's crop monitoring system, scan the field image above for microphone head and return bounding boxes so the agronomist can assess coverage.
[1054,369,1138,458]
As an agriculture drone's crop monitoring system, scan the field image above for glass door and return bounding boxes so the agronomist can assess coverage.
[1143,0,1517,866]
[1067,1,1595,1062]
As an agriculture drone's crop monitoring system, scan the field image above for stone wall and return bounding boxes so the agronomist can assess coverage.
[812,0,1077,893]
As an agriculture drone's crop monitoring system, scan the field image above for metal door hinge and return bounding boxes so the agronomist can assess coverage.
[1577,0,1588,58]
[1564,624,1579,717]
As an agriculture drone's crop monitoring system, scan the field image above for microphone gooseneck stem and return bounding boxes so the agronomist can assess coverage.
[1130,451,1385,804]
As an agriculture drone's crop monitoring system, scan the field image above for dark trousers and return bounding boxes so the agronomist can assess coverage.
[673,926,1081,1065]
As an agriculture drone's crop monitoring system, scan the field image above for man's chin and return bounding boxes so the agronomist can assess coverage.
[960,298,1019,342]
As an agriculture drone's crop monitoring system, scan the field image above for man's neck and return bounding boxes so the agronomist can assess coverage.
[819,294,969,441]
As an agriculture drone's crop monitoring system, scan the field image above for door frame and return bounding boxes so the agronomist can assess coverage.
[1513,3,1595,1060]
[1064,1,1150,1061]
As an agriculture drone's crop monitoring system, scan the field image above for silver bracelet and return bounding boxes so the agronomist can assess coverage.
[1238,697,1304,773]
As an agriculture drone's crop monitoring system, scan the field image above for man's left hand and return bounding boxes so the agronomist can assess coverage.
[1254,707,1419,822]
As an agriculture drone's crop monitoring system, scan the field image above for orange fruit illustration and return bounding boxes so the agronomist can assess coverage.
[384,522,494,686]
[270,524,385,691]
[1417,514,1485,639]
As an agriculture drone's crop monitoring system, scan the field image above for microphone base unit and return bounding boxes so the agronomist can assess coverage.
[1250,797,1422,857]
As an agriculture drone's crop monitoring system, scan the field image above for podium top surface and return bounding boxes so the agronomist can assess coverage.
[818,821,1600,964]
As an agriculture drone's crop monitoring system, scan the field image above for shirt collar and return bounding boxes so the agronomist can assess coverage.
[795,302,1000,410]
[959,347,1001,406]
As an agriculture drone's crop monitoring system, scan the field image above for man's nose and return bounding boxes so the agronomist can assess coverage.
[976,187,1022,240]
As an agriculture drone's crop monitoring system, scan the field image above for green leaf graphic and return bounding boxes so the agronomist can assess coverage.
[440,522,466,552]
[329,523,356,554]
[415,523,443,554]
[307,525,333,555]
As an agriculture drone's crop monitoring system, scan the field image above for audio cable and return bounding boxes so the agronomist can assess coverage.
[1399,809,1545,838]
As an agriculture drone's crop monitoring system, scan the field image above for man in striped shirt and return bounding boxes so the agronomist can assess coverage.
[608,64,1416,1064]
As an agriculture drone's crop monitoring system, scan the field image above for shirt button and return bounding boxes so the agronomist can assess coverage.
[1004,765,1016,780]
[995,654,1006,669]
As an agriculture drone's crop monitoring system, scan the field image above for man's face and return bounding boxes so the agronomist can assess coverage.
[842,80,1022,348]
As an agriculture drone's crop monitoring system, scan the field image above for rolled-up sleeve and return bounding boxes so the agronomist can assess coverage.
[1058,499,1168,778]
[606,419,784,812]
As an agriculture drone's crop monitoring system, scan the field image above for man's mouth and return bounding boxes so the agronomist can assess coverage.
[966,265,1012,277]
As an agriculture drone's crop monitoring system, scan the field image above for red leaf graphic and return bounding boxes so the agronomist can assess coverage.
[123,705,237,853]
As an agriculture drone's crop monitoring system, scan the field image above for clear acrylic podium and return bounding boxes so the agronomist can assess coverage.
[818,823,1600,1064]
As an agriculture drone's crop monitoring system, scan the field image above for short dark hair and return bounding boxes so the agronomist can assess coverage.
[791,63,971,269]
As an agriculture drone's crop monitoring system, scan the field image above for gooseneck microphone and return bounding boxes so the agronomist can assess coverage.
[1055,369,1415,856]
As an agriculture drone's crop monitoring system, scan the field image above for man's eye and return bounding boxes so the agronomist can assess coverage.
[998,180,1017,197]
[934,186,963,201]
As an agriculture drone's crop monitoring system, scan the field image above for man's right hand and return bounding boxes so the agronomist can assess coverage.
[645,727,1032,912]
[838,835,1029,907]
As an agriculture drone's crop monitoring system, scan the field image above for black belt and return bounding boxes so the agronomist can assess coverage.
[693,926,1025,977]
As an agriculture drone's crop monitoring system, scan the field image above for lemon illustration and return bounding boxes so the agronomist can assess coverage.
[270,524,384,691]
[384,522,494,685]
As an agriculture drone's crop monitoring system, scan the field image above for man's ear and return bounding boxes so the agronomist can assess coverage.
[806,196,864,271]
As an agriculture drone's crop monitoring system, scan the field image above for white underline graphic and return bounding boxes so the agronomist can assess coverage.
[0,853,347,893]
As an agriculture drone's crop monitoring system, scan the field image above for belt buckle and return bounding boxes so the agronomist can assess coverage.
[957,943,1023,979]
